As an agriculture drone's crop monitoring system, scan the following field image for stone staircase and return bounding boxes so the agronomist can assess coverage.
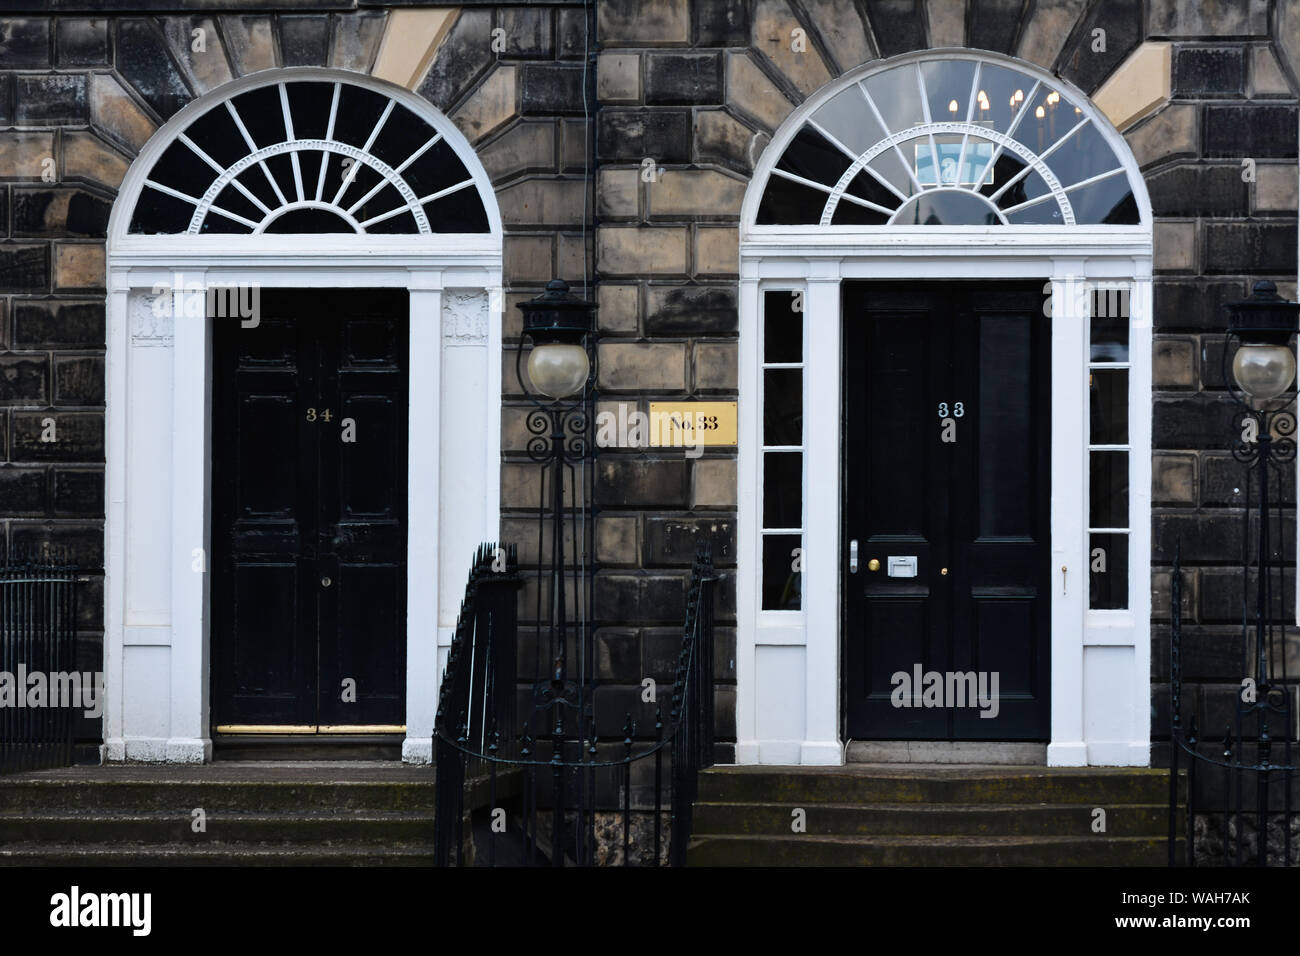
[0,763,440,866]
[687,765,1184,866]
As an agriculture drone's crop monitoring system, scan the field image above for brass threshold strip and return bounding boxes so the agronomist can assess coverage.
[215,725,407,735]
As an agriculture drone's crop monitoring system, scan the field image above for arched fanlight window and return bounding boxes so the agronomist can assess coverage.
[754,54,1143,227]
[127,77,491,236]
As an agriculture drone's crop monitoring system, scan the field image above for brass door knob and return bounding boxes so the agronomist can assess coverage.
[940,567,949,576]
[867,558,880,572]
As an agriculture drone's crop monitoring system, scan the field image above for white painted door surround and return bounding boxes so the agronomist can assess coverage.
[103,69,504,764]
[735,51,1154,767]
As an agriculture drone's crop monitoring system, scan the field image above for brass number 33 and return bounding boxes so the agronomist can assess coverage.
[306,408,333,422]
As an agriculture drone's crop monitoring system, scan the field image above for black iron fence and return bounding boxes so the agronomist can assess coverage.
[434,539,717,866]
[1168,545,1299,865]
[0,564,79,774]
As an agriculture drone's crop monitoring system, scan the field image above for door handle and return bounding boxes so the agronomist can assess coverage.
[849,540,858,573]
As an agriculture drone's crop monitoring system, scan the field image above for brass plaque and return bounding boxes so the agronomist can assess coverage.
[647,401,738,447]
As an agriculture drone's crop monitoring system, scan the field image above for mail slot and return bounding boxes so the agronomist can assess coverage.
[887,556,917,578]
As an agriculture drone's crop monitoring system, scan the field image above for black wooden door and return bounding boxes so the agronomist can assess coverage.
[843,281,1050,740]
[212,288,409,730]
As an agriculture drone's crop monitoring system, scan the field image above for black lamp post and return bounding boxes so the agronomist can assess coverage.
[1164,280,1300,868]
[1225,280,1300,698]
[515,279,597,865]
[1219,280,1300,866]
[516,279,597,681]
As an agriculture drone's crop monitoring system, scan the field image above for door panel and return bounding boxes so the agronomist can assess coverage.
[844,281,1050,740]
[212,288,409,730]
[316,307,407,727]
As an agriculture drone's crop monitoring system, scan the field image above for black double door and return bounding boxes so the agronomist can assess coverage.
[843,281,1051,740]
[212,289,409,730]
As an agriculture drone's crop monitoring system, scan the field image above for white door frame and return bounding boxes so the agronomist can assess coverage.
[736,232,1153,767]
[103,70,504,764]
[735,49,1155,767]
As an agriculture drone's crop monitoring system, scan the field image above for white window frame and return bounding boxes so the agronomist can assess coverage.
[736,52,1153,767]
[103,69,504,765]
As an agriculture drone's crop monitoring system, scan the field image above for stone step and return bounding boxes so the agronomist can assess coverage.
[0,779,438,813]
[212,736,404,762]
[686,833,1179,867]
[691,802,1180,837]
[0,843,437,867]
[0,810,438,845]
[697,767,1180,806]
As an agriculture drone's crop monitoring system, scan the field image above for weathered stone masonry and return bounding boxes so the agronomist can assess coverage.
[0,3,612,752]
[2,0,1300,761]
[584,0,1300,764]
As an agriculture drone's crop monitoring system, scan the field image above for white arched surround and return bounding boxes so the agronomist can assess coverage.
[736,50,1154,767]
[104,69,504,764]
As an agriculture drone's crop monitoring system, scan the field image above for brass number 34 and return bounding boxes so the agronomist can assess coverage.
[306,408,334,422]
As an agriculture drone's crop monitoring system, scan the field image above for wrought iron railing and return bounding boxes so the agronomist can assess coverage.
[434,539,717,866]
[0,564,79,774]
[1168,543,1299,865]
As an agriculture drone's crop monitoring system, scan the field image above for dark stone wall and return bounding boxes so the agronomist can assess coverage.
[1142,10,1300,768]
[0,14,113,749]
[3,0,1300,762]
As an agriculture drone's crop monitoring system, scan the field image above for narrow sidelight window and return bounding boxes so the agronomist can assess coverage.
[1088,285,1130,609]
[761,289,804,610]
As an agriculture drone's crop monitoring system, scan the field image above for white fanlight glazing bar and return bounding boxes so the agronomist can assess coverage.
[142,179,260,230]
[771,167,895,216]
[357,199,412,229]
[279,83,306,203]
[357,176,482,229]
[383,176,480,229]
[225,100,289,208]
[178,133,273,216]
[1001,165,1124,215]
[916,64,943,191]
[857,80,926,195]
[362,99,396,154]
[333,99,396,207]
[807,118,908,204]
[971,79,1041,188]
[988,115,1090,203]
[396,133,442,173]
[953,60,982,197]
[1062,165,1127,193]
[315,82,342,202]
[346,133,443,217]
[178,133,225,175]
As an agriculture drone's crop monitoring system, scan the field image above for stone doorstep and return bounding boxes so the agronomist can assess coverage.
[0,760,429,784]
[846,741,1049,765]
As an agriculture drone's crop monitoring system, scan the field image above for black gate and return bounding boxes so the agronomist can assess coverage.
[0,565,79,774]
[434,541,717,866]
[1169,542,1298,866]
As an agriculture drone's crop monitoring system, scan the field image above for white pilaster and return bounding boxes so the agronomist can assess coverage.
[404,284,442,765]
[168,272,212,763]
[1047,264,1088,766]
[802,263,844,765]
